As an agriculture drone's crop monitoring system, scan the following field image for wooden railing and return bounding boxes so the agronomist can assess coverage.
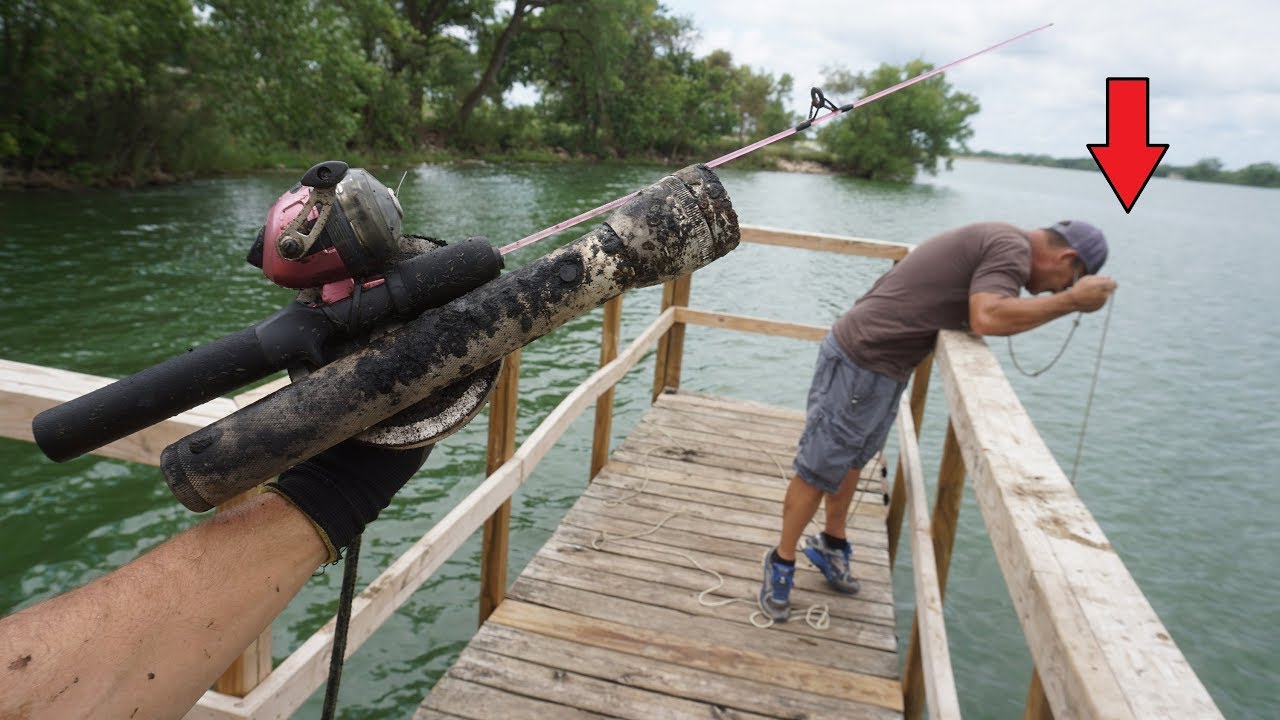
[0,224,1220,720]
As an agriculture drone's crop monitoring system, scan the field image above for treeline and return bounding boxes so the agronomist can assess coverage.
[970,151,1280,189]
[1,0,983,187]
[0,0,797,184]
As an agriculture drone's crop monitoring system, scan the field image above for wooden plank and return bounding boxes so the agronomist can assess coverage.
[889,354,933,567]
[897,396,962,720]
[446,648,778,720]
[590,296,623,479]
[480,350,521,624]
[579,482,889,551]
[422,676,611,720]
[567,494,891,562]
[490,599,904,709]
[468,623,902,720]
[935,329,1222,720]
[675,306,828,342]
[556,507,893,596]
[528,538,896,640]
[650,394,807,430]
[1025,669,1055,720]
[639,406,803,448]
[0,358,236,467]
[659,273,692,395]
[548,522,895,610]
[659,390,807,422]
[592,468,886,526]
[739,224,913,260]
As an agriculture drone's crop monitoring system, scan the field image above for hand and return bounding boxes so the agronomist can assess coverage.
[1069,275,1117,312]
[267,441,431,562]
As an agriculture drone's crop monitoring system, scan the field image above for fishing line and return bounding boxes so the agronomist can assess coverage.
[498,23,1054,257]
[1070,292,1115,484]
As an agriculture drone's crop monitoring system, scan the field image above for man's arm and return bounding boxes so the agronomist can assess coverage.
[0,492,327,719]
[969,275,1117,336]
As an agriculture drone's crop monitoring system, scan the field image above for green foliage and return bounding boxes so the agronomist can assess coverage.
[817,59,979,183]
[973,152,1280,190]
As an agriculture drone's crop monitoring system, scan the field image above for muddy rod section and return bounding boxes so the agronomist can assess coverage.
[162,164,739,512]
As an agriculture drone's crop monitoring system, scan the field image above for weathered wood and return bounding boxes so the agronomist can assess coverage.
[466,623,901,720]
[452,647,779,720]
[889,354,933,567]
[0,358,235,466]
[422,676,611,719]
[491,599,905,709]
[935,329,1222,720]
[661,388,807,422]
[897,396,962,720]
[651,273,692,400]
[480,350,521,625]
[675,306,828,341]
[1025,669,1055,720]
[589,296,623,479]
[740,224,913,260]
[930,422,965,597]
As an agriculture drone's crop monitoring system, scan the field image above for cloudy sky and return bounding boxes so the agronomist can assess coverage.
[661,0,1278,170]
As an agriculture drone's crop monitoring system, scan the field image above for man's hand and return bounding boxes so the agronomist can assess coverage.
[268,441,432,562]
[1068,275,1118,312]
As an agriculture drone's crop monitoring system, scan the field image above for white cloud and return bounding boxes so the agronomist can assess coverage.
[665,0,1280,169]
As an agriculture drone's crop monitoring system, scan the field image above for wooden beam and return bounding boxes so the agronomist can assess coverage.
[651,274,691,400]
[1025,669,1055,720]
[590,296,623,480]
[897,397,962,720]
[888,353,933,567]
[935,330,1223,720]
[480,350,522,624]
[739,225,913,260]
[0,359,235,466]
[674,307,827,342]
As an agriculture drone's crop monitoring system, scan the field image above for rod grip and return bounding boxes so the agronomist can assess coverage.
[32,327,275,462]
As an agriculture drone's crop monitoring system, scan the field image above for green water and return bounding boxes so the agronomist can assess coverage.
[1,159,1276,718]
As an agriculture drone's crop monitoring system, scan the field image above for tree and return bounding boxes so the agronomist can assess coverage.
[817,59,979,183]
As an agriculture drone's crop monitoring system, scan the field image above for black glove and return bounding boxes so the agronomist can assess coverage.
[267,440,432,562]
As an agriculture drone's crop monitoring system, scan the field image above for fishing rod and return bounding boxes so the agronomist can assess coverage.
[498,22,1054,258]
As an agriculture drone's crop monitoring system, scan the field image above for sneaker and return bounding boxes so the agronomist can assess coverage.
[758,549,794,623]
[803,534,860,594]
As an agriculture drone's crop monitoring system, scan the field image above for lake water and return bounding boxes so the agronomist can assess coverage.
[1,159,1275,718]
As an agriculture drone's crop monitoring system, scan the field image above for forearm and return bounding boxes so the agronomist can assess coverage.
[0,492,327,719]
[969,291,1079,336]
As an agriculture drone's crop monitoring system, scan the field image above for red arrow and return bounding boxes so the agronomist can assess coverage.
[1087,77,1169,213]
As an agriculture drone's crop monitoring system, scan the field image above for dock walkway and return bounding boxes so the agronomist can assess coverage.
[417,390,904,720]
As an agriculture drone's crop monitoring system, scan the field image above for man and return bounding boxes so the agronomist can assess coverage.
[0,440,428,718]
[759,220,1117,622]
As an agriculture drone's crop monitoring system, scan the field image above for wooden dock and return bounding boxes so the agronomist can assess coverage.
[417,390,904,720]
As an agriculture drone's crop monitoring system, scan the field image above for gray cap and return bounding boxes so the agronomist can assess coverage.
[1048,220,1108,275]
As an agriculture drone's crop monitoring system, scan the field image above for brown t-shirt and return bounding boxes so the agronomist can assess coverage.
[832,222,1031,381]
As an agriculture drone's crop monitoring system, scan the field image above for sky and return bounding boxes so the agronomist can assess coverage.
[660,0,1279,170]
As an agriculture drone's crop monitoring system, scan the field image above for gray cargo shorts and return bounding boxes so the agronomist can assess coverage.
[793,334,907,494]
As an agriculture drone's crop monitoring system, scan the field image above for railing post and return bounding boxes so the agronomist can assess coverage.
[888,352,933,567]
[902,420,966,720]
[1025,669,1055,719]
[479,350,521,625]
[651,274,691,401]
[590,296,624,480]
[213,486,274,696]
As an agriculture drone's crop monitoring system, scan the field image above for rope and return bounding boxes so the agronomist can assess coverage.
[1070,293,1115,483]
[320,532,362,720]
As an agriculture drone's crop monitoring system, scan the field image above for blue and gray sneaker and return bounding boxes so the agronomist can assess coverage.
[803,533,860,594]
[758,549,794,623]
